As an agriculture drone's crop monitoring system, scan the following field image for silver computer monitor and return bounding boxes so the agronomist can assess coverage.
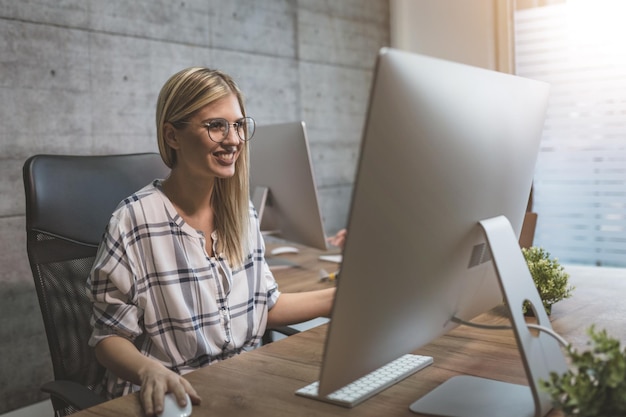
[312,48,567,416]
[249,121,328,251]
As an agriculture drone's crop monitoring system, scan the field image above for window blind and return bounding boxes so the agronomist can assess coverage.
[514,1,626,267]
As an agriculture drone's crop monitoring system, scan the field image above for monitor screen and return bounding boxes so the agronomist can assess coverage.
[313,48,565,416]
[249,121,328,251]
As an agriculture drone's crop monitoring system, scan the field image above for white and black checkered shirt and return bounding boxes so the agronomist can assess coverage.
[87,180,280,398]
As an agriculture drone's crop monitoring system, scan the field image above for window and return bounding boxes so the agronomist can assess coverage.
[515,0,626,266]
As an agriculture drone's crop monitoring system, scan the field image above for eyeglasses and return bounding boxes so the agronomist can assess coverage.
[178,117,256,143]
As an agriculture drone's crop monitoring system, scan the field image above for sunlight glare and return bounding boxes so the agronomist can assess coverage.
[567,0,626,46]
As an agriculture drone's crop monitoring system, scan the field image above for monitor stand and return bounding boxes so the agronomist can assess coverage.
[253,186,301,270]
[409,215,568,417]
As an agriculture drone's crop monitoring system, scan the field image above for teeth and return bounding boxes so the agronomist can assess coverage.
[216,152,234,162]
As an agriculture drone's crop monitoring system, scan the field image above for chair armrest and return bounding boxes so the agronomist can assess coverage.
[41,380,106,411]
[262,325,301,345]
[271,326,300,337]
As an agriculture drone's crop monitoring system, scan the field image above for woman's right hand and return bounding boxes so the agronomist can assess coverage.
[95,336,201,416]
[138,363,201,416]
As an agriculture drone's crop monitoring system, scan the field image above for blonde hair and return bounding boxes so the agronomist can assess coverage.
[156,67,251,267]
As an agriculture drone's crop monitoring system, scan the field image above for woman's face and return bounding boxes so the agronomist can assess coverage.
[171,93,245,180]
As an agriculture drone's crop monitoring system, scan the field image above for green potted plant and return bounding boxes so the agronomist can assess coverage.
[522,246,574,315]
[541,326,626,416]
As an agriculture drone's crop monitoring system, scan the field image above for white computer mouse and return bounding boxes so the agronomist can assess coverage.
[270,246,300,255]
[159,392,192,417]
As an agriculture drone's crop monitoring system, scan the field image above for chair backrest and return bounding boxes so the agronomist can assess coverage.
[23,153,170,414]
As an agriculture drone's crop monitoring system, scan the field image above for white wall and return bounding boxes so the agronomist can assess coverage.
[390,0,514,73]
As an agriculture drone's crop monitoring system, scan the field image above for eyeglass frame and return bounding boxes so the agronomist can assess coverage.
[174,116,256,143]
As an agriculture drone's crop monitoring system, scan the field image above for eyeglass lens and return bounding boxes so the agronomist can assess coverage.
[206,117,255,142]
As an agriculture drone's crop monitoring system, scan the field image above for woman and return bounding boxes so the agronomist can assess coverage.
[87,67,335,416]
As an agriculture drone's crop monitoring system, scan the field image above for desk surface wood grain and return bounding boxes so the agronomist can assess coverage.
[73,244,625,417]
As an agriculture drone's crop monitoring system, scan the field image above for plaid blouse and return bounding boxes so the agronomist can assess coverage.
[87,180,280,398]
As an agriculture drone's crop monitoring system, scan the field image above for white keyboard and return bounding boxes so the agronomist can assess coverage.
[295,354,434,408]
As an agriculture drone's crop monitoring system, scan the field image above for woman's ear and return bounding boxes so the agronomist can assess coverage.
[163,122,180,149]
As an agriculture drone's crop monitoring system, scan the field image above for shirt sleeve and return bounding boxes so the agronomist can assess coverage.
[264,261,281,310]
[87,213,144,347]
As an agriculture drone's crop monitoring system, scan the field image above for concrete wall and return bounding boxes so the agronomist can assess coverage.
[0,0,389,412]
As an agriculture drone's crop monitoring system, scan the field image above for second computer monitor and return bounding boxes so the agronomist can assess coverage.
[249,121,328,250]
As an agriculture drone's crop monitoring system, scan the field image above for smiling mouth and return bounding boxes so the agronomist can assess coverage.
[213,151,236,164]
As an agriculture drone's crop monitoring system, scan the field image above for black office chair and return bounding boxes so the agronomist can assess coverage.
[23,153,297,415]
[23,153,171,416]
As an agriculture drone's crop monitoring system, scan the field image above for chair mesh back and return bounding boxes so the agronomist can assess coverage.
[28,231,105,416]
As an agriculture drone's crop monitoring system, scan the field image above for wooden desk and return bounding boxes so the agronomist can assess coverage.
[263,242,339,294]
[73,247,625,417]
